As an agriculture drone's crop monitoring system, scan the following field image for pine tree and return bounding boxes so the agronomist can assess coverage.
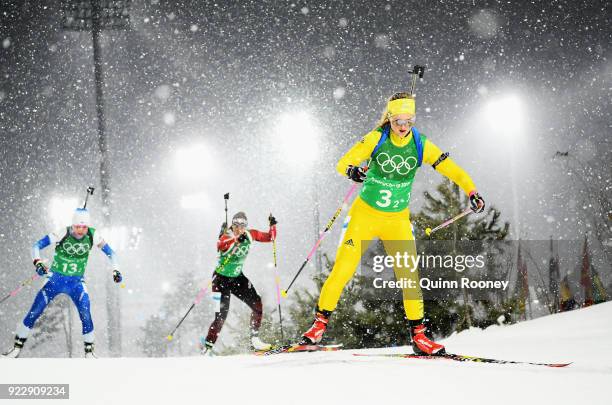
[411,179,510,333]
[139,315,169,357]
[138,271,212,357]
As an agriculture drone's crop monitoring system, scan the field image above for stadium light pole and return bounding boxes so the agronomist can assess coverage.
[275,111,323,273]
[482,94,525,237]
[61,0,131,357]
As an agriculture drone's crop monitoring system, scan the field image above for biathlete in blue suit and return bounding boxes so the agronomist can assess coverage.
[2,208,122,358]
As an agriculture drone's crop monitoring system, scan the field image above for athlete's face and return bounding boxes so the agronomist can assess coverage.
[71,224,89,238]
[232,224,247,236]
[389,113,416,138]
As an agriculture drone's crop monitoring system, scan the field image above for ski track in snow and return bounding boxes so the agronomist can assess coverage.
[1,302,611,405]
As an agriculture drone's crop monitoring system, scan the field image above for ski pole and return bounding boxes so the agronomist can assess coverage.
[83,186,95,209]
[282,183,359,296]
[275,274,284,341]
[220,193,230,237]
[408,65,425,96]
[425,207,473,237]
[0,274,41,305]
[269,213,284,341]
[224,192,229,222]
[166,281,211,341]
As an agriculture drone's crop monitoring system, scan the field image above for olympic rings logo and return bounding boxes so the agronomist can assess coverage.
[62,241,89,256]
[234,245,250,257]
[376,152,417,175]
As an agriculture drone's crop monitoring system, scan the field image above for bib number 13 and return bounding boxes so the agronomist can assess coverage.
[376,190,399,209]
[62,263,78,274]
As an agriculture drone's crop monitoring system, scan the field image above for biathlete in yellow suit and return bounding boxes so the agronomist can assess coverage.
[300,92,486,354]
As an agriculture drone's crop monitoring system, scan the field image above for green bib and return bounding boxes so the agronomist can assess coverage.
[50,227,95,277]
[215,234,252,278]
[360,131,425,212]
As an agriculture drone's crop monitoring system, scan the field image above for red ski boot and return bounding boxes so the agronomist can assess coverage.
[410,323,445,355]
[300,310,330,345]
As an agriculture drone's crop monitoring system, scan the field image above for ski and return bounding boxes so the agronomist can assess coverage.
[254,344,343,356]
[352,352,571,368]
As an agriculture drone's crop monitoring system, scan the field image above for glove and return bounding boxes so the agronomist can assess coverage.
[268,214,277,227]
[219,222,228,237]
[237,233,248,243]
[469,191,485,213]
[33,259,48,276]
[346,165,367,183]
[112,270,123,283]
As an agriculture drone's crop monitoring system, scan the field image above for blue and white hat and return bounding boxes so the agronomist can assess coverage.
[72,208,91,226]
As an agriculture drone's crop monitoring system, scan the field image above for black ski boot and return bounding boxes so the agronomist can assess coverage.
[2,336,27,358]
[84,342,97,359]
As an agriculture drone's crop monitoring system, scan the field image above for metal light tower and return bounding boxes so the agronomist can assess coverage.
[62,0,131,357]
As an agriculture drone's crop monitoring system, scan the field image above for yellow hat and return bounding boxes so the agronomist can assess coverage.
[387,98,416,117]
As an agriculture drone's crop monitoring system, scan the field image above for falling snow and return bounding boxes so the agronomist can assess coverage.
[0,0,609,363]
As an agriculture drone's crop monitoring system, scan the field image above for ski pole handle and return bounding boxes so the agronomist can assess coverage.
[409,65,425,95]
[224,192,230,226]
[83,186,95,209]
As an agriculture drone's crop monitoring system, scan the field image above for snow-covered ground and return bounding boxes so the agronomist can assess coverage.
[2,302,611,405]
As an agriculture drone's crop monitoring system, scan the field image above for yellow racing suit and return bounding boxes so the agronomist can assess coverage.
[318,127,477,320]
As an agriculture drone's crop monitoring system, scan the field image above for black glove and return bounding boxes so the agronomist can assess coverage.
[237,233,248,243]
[346,165,367,183]
[469,192,485,213]
[268,214,277,226]
[112,270,123,283]
[34,259,48,276]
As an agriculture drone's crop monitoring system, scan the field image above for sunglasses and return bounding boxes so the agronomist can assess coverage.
[391,118,416,127]
[232,220,248,227]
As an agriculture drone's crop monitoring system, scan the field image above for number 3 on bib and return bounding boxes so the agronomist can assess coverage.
[376,189,399,209]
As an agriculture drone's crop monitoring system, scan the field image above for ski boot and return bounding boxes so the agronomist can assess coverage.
[410,322,445,355]
[250,333,272,351]
[300,309,331,345]
[84,342,97,359]
[199,338,215,357]
[2,336,27,358]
